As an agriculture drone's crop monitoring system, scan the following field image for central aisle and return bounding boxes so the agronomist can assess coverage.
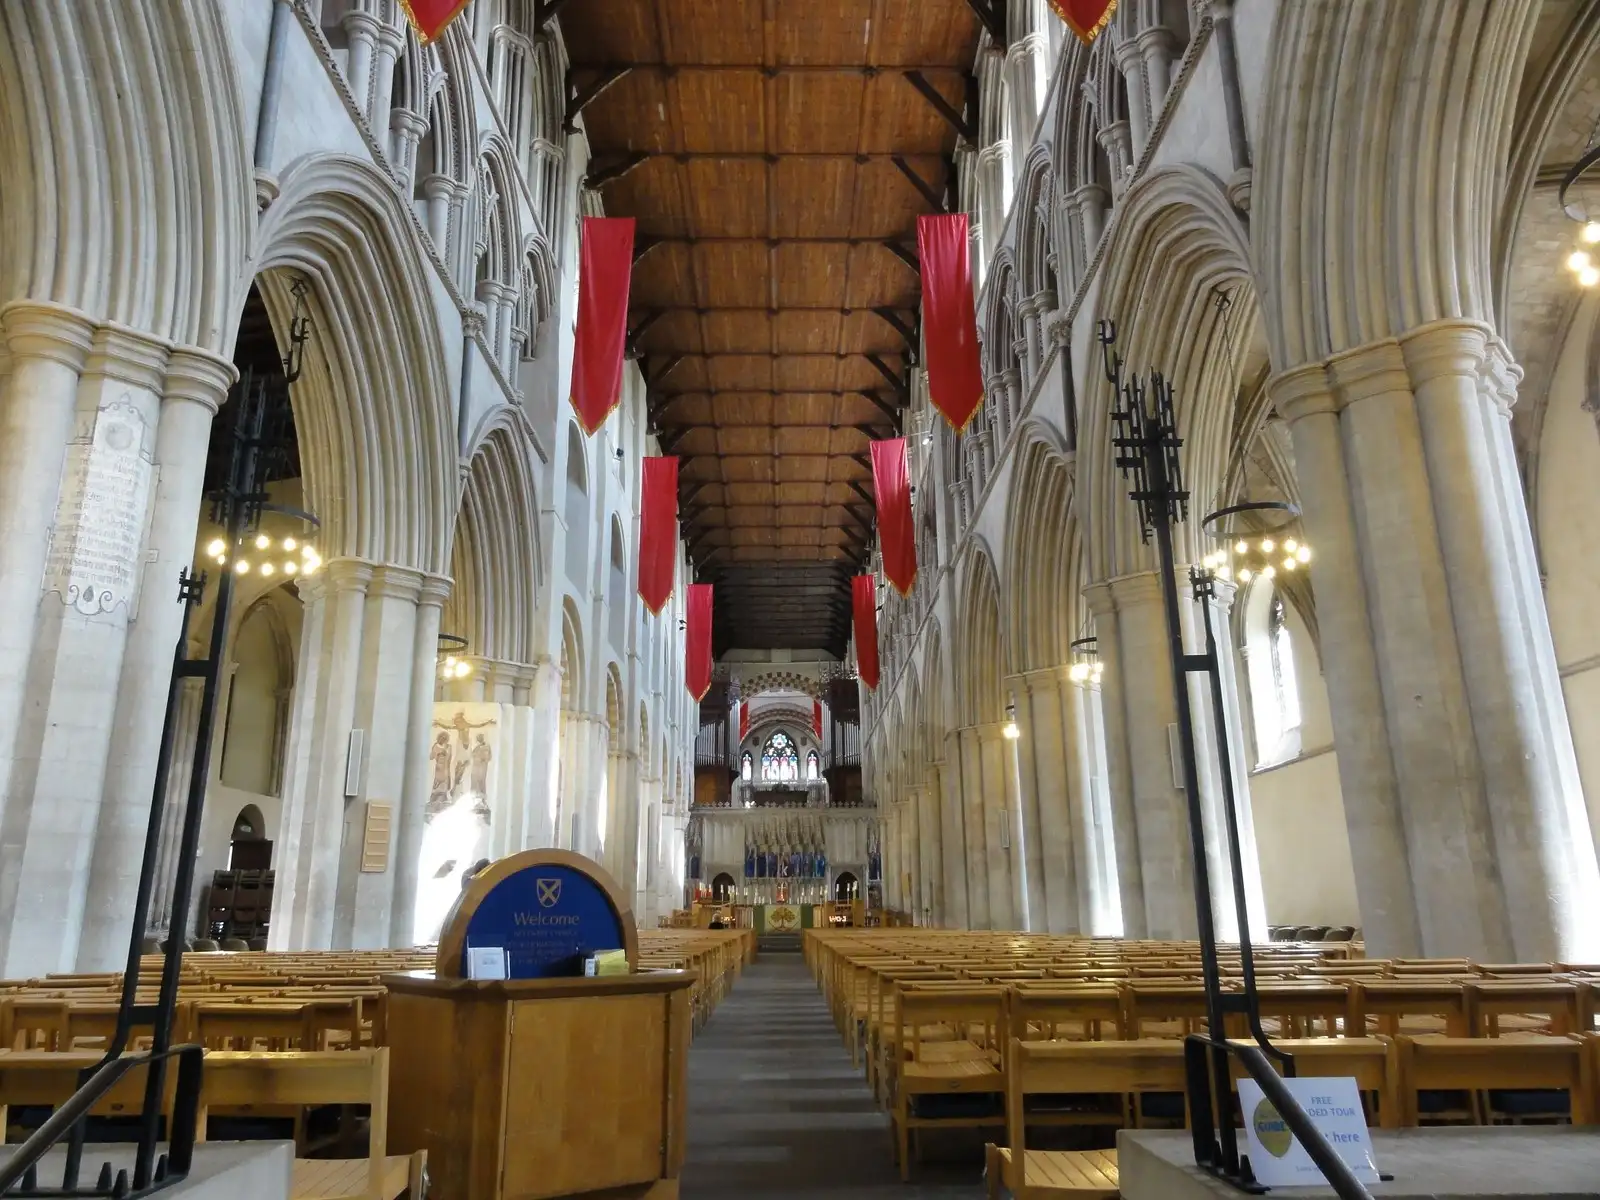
[681,949,983,1199]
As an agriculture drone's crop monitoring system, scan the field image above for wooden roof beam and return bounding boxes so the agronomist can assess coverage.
[901,71,977,142]
[871,308,919,357]
[568,62,971,76]
[565,65,632,134]
[865,354,910,398]
[857,389,903,429]
[964,0,1007,46]
[882,240,920,276]
[891,155,951,214]
[626,308,666,357]
[628,304,917,315]
[537,0,577,28]
[585,153,650,188]
[847,480,875,506]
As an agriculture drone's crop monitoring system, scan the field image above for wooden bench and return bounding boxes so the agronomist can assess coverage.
[200,1049,425,1200]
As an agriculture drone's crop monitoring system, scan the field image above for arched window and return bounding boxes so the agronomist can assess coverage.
[806,750,819,781]
[1244,585,1303,766]
[761,731,800,782]
[741,752,752,782]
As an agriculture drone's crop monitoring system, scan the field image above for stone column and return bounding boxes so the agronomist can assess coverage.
[1020,667,1078,933]
[1088,571,1264,942]
[390,109,428,193]
[0,320,175,975]
[1083,581,1148,936]
[341,11,379,117]
[419,175,455,253]
[1006,31,1050,151]
[329,564,427,948]
[1006,676,1050,930]
[1137,25,1178,116]
[976,725,1018,929]
[916,779,941,922]
[270,575,327,949]
[0,303,96,839]
[1274,324,1600,961]
[150,677,204,936]
[977,143,1009,265]
[1112,34,1150,159]
[932,755,966,927]
[1002,367,1024,442]
[389,573,447,946]
[523,657,562,848]
[1061,665,1119,933]
[77,347,234,968]
[282,559,371,950]
[369,21,405,131]
[1073,184,1110,263]
[953,728,989,928]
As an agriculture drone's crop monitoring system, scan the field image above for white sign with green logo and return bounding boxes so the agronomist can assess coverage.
[1237,1075,1381,1188]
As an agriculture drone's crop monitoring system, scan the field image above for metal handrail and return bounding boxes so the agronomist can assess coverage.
[0,1045,203,1198]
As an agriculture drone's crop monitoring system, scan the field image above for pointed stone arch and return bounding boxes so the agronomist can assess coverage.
[0,1,252,352]
[1002,422,1077,676]
[253,154,458,574]
[1253,1,1538,369]
[955,543,1007,727]
[1077,164,1259,582]
[446,414,544,665]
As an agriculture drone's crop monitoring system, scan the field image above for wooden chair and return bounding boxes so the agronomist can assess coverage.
[200,1049,425,1200]
[983,1039,1188,1200]
[892,987,1008,1181]
[1225,1037,1400,1129]
[0,1050,161,1130]
[1395,1034,1595,1127]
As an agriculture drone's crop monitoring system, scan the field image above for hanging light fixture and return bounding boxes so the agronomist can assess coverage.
[437,632,474,681]
[1001,698,1021,741]
[1068,636,1104,685]
[1199,500,1311,586]
[203,520,321,577]
[1558,127,1600,286]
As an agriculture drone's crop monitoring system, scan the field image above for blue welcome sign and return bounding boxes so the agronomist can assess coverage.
[445,852,635,980]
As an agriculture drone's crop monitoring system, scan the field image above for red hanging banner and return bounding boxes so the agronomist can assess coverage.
[570,217,635,435]
[852,575,880,691]
[399,0,470,43]
[917,214,985,432]
[685,583,714,702]
[738,700,750,743]
[638,456,679,614]
[871,437,917,596]
[1048,0,1118,45]
[812,699,823,739]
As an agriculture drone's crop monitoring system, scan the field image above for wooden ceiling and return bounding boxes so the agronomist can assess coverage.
[561,0,983,654]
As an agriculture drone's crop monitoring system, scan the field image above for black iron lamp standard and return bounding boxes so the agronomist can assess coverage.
[0,289,316,1199]
[1099,320,1371,1200]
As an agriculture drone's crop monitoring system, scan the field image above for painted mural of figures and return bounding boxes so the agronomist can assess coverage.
[428,732,453,819]
[469,733,493,796]
[745,842,755,878]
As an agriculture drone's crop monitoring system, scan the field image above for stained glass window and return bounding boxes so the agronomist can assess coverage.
[741,752,752,782]
[806,750,819,781]
[761,731,800,782]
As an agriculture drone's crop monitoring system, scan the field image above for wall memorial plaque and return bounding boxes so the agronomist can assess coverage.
[435,848,638,980]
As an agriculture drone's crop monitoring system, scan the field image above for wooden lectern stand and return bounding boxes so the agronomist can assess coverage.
[385,850,695,1200]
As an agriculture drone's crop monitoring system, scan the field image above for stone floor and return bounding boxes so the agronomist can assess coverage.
[681,949,986,1199]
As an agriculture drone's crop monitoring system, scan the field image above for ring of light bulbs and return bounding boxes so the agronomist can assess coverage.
[1568,222,1600,287]
[1068,636,1103,685]
[1200,534,1312,584]
[439,654,474,680]
[205,533,322,579]
[1067,659,1104,685]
